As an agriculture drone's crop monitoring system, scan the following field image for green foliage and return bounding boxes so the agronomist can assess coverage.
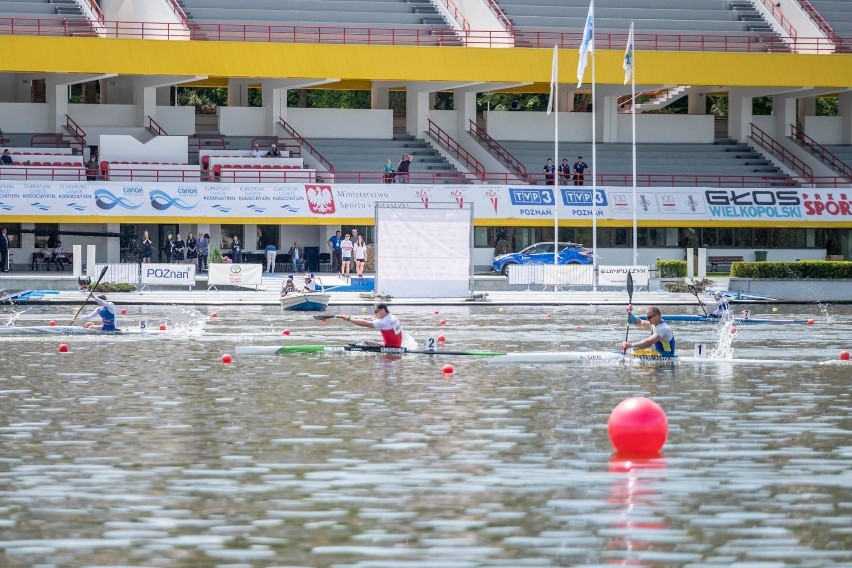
[816,97,838,116]
[731,261,852,279]
[305,90,371,109]
[209,246,226,264]
[476,93,549,112]
[665,277,712,293]
[707,95,728,119]
[753,96,773,115]
[88,282,136,293]
[177,87,228,110]
[657,260,687,278]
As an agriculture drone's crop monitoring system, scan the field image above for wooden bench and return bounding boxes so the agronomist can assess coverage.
[32,251,73,271]
[708,255,744,272]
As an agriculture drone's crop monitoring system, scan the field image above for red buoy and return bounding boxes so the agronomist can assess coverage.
[437,335,446,343]
[211,312,218,318]
[841,350,850,361]
[159,324,166,331]
[439,319,446,325]
[120,308,127,315]
[608,397,668,455]
[730,327,737,334]
[442,364,454,374]
[222,353,232,364]
[58,343,69,353]
[434,310,440,315]
[283,329,291,336]
[807,319,815,325]
[48,320,56,326]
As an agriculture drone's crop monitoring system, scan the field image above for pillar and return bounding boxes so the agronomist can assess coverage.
[774,95,796,138]
[727,89,753,142]
[371,85,389,109]
[839,92,852,145]
[106,224,121,263]
[688,91,706,114]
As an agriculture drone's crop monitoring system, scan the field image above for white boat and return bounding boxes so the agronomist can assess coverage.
[0,325,157,336]
[279,292,330,312]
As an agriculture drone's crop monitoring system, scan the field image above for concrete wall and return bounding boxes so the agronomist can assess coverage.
[729,278,852,302]
[100,134,189,164]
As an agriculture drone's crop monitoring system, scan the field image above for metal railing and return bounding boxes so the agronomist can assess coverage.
[5,164,851,187]
[797,0,835,41]
[164,0,189,28]
[482,0,513,32]
[436,0,470,32]
[749,123,813,178]
[760,0,797,39]
[790,123,852,180]
[2,17,848,52]
[82,0,104,23]
[468,119,527,181]
[427,119,484,181]
[147,116,168,136]
[278,118,334,173]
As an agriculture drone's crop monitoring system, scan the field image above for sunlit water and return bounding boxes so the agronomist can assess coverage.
[1,303,850,567]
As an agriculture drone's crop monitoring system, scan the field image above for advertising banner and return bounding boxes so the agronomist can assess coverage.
[0,181,848,225]
[208,263,263,287]
[598,265,650,287]
[140,264,197,286]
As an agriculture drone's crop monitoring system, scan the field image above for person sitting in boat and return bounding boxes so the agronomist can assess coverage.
[706,291,730,319]
[621,304,676,357]
[303,273,316,293]
[281,276,296,297]
[76,294,117,332]
[340,302,403,347]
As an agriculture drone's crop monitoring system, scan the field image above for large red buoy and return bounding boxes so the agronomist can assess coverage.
[607,397,668,455]
[841,350,850,361]
[442,364,454,374]
[222,353,232,364]
[58,343,69,353]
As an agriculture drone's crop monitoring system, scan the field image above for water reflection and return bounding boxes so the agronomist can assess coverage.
[0,303,850,566]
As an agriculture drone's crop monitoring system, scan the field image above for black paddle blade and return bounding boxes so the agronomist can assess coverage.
[626,271,634,304]
[313,314,341,320]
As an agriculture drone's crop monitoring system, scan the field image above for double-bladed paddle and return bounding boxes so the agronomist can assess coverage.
[623,271,634,353]
[68,265,109,326]
[687,283,708,316]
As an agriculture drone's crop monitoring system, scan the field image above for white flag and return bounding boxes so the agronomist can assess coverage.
[546,44,558,115]
[576,0,594,87]
[623,22,634,85]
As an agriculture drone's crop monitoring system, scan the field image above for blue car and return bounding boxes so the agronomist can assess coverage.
[492,241,593,275]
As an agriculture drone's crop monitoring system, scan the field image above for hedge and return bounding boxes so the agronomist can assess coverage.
[657,260,687,278]
[730,260,852,279]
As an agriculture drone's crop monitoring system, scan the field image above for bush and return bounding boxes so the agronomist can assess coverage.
[87,282,136,293]
[730,260,852,279]
[209,246,226,264]
[657,260,686,278]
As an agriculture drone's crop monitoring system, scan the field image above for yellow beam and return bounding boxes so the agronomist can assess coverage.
[3,36,851,88]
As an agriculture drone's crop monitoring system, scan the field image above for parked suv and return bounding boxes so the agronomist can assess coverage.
[492,242,593,275]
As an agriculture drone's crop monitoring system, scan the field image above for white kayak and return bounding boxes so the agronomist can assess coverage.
[487,350,819,366]
[0,325,157,336]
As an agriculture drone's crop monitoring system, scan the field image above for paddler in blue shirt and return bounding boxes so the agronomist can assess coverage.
[76,294,117,332]
[621,305,676,357]
[705,291,730,319]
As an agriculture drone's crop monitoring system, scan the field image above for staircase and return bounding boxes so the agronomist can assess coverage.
[50,0,96,36]
[406,0,463,45]
[729,0,791,52]
[633,86,692,114]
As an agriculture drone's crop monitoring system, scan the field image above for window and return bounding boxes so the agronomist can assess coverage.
[256,225,279,249]
[34,223,59,248]
[221,225,243,250]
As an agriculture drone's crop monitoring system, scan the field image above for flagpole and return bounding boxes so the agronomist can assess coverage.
[554,46,559,269]
[591,8,597,292]
[630,23,637,266]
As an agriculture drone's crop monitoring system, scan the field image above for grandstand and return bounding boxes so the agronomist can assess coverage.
[0,0,849,267]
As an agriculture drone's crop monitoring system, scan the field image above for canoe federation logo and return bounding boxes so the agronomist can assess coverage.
[305,184,335,214]
[94,189,141,210]
[150,189,197,211]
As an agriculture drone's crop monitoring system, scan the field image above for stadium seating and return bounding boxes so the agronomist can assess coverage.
[806,1,852,50]
[0,0,95,35]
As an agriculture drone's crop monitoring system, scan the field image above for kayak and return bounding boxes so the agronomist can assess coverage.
[487,350,818,366]
[0,325,157,335]
[235,344,507,357]
[642,314,812,325]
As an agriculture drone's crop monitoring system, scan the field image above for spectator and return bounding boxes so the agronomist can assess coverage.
[85,153,99,181]
[340,233,353,281]
[353,235,367,278]
[251,144,263,158]
[265,144,282,158]
[396,154,411,183]
[196,233,209,272]
[53,240,71,270]
[173,233,186,263]
[186,232,197,265]
[163,233,174,263]
[558,158,571,185]
[327,229,342,276]
[350,228,359,275]
[231,235,243,263]
[0,227,8,271]
[543,158,555,185]
[41,242,55,271]
[265,242,277,273]
[281,276,296,297]
[0,149,12,165]
[383,158,395,183]
[573,156,588,186]
[288,241,303,272]
[141,230,153,263]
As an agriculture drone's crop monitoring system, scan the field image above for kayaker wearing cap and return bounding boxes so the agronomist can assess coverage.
[303,272,316,292]
[340,303,403,347]
[75,294,117,331]
[706,291,730,319]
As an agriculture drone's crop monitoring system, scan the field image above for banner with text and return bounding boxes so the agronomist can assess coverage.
[0,181,848,225]
[140,264,197,286]
[208,263,263,287]
[598,265,650,287]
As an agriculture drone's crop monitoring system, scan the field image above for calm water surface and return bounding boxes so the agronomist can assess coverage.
[1,303,850,567]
